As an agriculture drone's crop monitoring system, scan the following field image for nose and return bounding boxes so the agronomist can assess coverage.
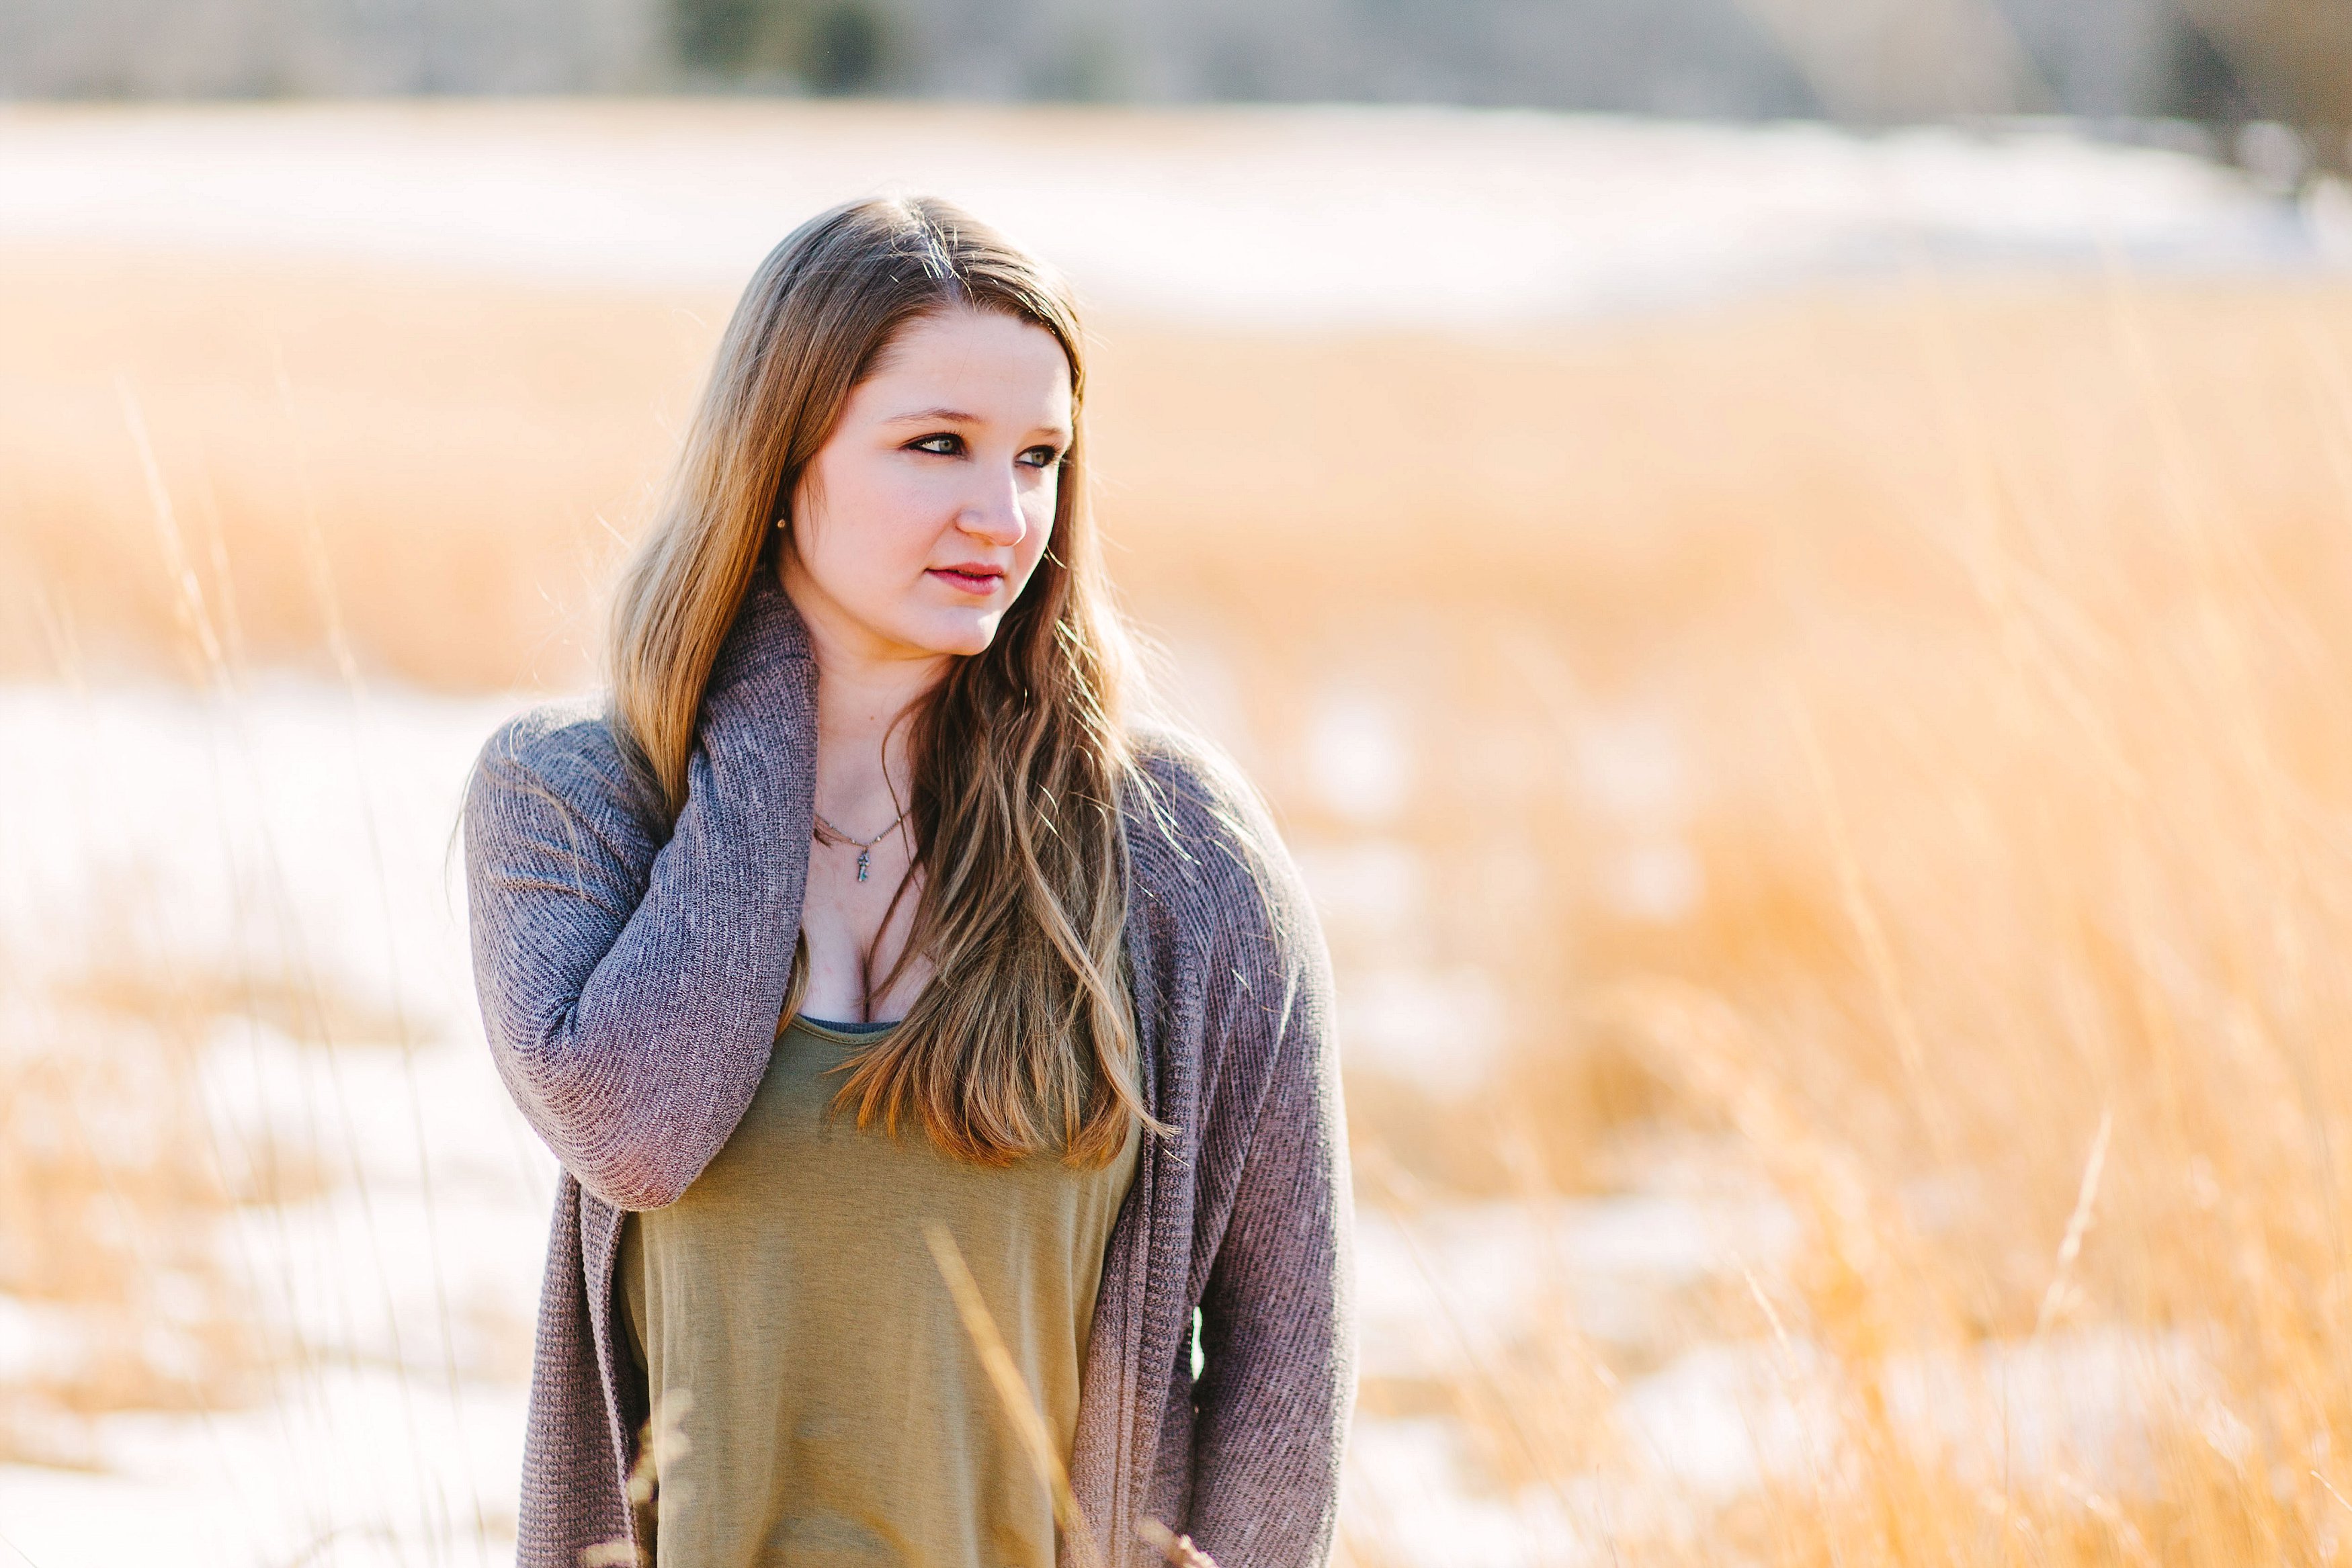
[956,467,1028,548]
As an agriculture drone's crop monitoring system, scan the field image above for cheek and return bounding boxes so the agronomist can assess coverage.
[802,458,942,580]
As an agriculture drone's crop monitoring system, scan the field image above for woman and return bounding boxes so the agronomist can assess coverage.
[460,193,1353,1568]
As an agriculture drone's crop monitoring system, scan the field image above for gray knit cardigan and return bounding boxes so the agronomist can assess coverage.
[460,566,1355,1568]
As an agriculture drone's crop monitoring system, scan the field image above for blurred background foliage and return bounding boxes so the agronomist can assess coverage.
[3,0,2349,174]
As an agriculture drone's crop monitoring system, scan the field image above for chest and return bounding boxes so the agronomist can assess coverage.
[632,1016,1140,1282]
[796,825,927,1019]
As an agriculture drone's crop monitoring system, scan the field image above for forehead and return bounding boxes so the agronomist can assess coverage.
[859,308,1072,411]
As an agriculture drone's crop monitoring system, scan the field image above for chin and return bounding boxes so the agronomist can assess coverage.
[901,611,1002,659]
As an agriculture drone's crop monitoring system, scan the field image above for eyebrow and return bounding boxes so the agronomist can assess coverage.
[884,405,1073,439]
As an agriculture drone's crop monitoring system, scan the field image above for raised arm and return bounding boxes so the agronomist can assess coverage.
[460,615,818,1211]
[1183,832,1357,1565]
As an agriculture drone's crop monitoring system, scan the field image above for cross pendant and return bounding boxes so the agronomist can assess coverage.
[855,848,872,883]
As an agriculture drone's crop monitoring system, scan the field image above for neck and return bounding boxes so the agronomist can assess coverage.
[779,553,948,830]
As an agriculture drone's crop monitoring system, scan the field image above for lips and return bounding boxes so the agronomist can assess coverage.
[927,563,1006,595]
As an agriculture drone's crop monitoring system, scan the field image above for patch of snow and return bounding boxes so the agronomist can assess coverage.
[1307,688,1414,826]
[1355,1195,1801,1376]
[0,104,2328,329]
[0,1366,523,1568]
[1335,968,1511,1099]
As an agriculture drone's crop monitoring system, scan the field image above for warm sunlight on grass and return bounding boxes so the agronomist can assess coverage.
[9,239,2352,1562]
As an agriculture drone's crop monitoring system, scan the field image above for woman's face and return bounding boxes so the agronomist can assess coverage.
[782,306,1072,666]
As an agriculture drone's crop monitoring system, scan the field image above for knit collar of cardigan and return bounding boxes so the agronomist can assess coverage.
[710,554,817,698]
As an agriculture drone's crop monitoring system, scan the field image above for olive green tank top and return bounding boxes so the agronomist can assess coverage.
[615,1013,1141,1567]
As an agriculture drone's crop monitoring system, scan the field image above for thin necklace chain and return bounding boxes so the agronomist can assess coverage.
[811,805,909,848]
[812,804,910,883]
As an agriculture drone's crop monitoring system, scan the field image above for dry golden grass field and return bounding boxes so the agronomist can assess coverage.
[8,231,2352,1564]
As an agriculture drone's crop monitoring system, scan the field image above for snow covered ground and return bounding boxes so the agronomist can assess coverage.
[0,678,2249,1566]
[1,101,2345,330]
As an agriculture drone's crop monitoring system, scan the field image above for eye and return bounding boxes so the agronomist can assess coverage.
[1018,445,1064,469]
[909,432,964,456]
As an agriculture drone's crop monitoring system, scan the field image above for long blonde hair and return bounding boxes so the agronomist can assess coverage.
[603,194,1163,1168]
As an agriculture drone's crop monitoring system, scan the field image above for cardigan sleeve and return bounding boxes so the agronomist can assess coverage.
[1174,776,1357,1567]
[459,650,817,1211]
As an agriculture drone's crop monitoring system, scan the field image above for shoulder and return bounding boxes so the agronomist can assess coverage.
[464,693,657,853]
[470,694,618,797]
[1122,722,1323,977]
[473,693,611,770]
[1124,722,1271,881]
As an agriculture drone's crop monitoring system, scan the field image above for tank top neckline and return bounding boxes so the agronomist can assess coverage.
[794,1012,899,1040]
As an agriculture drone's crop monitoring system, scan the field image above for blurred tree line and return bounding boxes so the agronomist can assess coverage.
[0,0,2347,177]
